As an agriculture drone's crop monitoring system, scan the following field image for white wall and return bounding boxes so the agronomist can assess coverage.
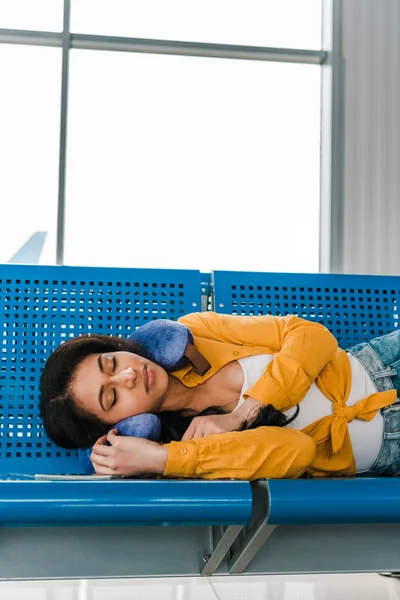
[339,0,400,275]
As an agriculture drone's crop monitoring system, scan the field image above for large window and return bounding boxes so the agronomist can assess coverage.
[71,0,322,49]
[1,0,324,272]
[65,51,321,272]
[0,45,61,264]
[0,0,63,31]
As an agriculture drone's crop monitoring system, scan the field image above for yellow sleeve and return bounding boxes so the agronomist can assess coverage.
[179,312,338,410]
[163,426,316,481]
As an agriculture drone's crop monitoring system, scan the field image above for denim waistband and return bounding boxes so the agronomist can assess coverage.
[359,403,400,476]
[347,338,399,476]
[346,341,397,394]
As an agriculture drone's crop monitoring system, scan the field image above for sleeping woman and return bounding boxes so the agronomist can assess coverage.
[39,312,400,480]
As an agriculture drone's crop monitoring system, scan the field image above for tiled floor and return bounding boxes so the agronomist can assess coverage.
[0,574,400,600]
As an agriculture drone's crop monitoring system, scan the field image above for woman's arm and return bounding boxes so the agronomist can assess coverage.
[90,427,316,481]
[164,426,316,480]
[179,312,339,411]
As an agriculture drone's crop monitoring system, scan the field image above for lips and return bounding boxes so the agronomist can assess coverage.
[144,365,154,392]
[143,366,149,392]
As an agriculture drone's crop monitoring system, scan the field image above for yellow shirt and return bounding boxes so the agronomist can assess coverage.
[163,312,396,480]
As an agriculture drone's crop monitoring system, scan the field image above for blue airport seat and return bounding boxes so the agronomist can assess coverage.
[265,478,400,524]
[0,479,252,526]
[212,270,400,348]
[0,264,203,476]
[2,264,400,578]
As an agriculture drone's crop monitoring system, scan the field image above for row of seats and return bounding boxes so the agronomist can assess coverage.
[1,477,400,526]
[1,264,400,578]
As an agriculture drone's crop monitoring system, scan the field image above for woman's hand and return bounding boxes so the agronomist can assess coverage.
[181,412,240,441]
[181,397,264,441]
[90,429,168,477]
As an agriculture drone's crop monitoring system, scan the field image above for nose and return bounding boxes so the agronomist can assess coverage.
[111,368,137,389]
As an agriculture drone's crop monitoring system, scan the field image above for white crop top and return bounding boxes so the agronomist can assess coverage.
[235,353,383,473]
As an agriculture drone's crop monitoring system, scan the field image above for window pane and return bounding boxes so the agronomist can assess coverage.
[71,0,322,50]
[0,45,61,264]
[0,0,63,31]
[65,51,320,273]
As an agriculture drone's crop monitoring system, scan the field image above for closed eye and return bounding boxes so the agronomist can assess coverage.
[111,355,117,407]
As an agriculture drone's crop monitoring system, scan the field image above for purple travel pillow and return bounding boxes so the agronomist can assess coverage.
[129,319,211,376]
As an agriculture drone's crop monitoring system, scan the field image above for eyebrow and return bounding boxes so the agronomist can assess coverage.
[97,355,105,411]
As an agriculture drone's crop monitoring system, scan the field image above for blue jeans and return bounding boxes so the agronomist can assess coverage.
[347,330,400,476]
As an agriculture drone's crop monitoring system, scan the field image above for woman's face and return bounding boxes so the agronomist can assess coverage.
[71,351,169,424]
